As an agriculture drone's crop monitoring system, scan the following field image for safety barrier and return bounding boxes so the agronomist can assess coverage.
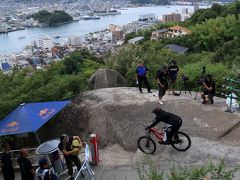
[222,77,240,113]
[90,134,99,165]
[73,144,95,180]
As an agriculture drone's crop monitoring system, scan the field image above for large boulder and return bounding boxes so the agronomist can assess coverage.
[38,87,240,152]
[88,69,127,89]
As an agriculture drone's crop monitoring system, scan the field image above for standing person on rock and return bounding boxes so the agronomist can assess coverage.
[167,59,179,95]
[58,134,83,180]
[135,60,152,94]
[156,65,168,104]
[0,142,15,180]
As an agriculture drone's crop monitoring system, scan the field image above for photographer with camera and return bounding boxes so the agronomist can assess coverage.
[167,59,179,95]
[156,65,168,104]
[201,74,215,104]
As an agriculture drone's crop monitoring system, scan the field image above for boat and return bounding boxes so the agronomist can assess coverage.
[82,15,100,20]
[54,35,61,39]
[18,36,26,39]
[94,9,121,16]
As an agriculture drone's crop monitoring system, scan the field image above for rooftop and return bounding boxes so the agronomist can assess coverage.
[168,25,191,33]
[166,44,189,54]
[152,28,168,33]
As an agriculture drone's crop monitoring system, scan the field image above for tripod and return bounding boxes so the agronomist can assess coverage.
[178,80,192,95]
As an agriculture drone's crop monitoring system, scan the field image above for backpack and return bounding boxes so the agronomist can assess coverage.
[70,136,82,155]
[35,168,50,180]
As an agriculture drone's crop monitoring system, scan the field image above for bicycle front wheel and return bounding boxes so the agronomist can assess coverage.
[171,131,191,151]
[137,136,156,154]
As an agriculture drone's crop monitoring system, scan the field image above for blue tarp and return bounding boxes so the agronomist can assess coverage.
[0,101,70,136]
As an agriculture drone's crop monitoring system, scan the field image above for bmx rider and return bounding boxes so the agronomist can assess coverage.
[145,107,182,144]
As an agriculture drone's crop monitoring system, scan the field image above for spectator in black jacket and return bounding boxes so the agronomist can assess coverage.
[17,149,35,180]
[0,142,15,180]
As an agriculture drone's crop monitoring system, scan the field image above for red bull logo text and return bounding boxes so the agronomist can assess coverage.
[7,121,18,127]
[1,121,19,133]
[39,108,56,120]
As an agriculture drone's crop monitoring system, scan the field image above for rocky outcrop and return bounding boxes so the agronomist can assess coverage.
[88,69,127,89]
[39,87,240,152]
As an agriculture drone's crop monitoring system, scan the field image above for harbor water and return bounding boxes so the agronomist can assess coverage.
[0,6,197,54]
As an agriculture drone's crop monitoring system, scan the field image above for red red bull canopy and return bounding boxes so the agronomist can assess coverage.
[0,101,70,136]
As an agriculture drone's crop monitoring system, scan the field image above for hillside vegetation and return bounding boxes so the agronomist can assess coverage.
[0,50,102,119]
[107,2,240,92]
[27,10,73,26]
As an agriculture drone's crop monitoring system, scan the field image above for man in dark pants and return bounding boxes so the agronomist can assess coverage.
[0,142,15,180]
[167,60,179,95]
[157,65,168,104]
[145,107,182,144]
[201,74,215,104]
[135,60,152,93]
[58,134,83,180]
[17,149,35,180]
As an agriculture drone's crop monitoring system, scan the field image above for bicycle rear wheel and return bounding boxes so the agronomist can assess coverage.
[137,136,156,154]
[171,131,191,151]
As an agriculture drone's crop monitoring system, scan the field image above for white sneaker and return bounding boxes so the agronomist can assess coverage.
[162,98,167,102]
[159,100,164,105]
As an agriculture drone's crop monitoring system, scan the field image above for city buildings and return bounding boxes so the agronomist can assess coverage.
[109,24,124,42]
[68,36,82,46]
[37,37,54,50]
[128,36,144,45]
[162,13,181,23]
[151,25,191,40]
[138,14,156,22]
[168,25,191,37]
[151,28,168,40]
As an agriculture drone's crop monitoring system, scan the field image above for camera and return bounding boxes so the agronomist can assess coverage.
[198,77,205,85]
[182,75,189,81]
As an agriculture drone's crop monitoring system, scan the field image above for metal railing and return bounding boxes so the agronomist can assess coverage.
[73,144,95,180]
[1,143,95,180]
[0,148,42,169]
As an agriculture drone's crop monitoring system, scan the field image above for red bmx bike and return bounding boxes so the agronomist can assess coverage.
[137,127,191,154]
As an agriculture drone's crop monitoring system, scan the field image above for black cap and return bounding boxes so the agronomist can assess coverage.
[39,158,49,167]
[171,59,176,64]
[152,107,162,114]
[162,65,168,70]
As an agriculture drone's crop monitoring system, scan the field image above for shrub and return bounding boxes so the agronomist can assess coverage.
[136,156,240,180]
